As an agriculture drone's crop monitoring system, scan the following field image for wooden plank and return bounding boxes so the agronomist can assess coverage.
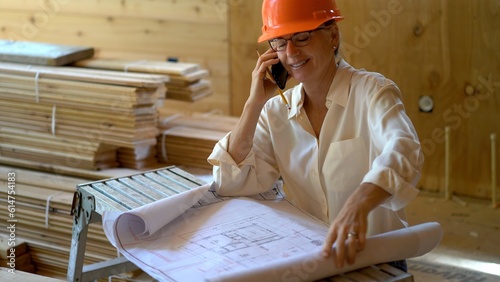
[0,151,104,171]
[1,222,116,260]
[0,166,87,192]
[160,155,212,169]
[0,267,64,282]
[166,79,211,93]
[0,40,94,66]
[0,73,143,95]
[0,208,107,240]
[158,111,238,132]
[166,88,213,102]
[0,182,74,208]
[163,126,226,141]
[0,62,168,88]
[74,58,214,102]
[0,109,156,133]
[74,58,200,76]
[0,96,156,115]
[118,146,156,159]
[167,70,209,86]
[0,2,232,114]
[0,156,117,180]
[0,108,150,130]
[0,127,104,149]
[0,124,157,148]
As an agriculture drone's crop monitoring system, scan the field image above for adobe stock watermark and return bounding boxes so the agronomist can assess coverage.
[281,251,330,282]
[5,171,17,274]
[340,0,403,60]
[421,72,499,157]
[6,0,71,42]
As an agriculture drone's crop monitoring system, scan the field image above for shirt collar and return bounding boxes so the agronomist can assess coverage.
[287,85,305,119]
[287,59,357,119]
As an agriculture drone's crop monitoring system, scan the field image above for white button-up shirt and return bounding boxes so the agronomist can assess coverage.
[208,60,423,236]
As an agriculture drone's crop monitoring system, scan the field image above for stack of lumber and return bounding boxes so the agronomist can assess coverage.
[0,166,149,281]
[0,166,102,278]
[157,110,238,169]
[0,236,34,274]
[73,58,212,102]
[0,62,168,171]
[0,127,117,171]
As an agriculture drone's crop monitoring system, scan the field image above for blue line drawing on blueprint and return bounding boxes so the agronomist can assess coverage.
[193,222,284,254]
[174,206,327,273]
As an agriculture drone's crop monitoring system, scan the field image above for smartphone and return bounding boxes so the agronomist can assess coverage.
[271,61,288,90]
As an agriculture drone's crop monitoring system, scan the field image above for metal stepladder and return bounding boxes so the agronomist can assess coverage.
[67,166,206,282]
[66,165,414,282]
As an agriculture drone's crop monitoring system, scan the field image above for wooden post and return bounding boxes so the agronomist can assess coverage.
[445,126,451,200]
[492,133,497,208]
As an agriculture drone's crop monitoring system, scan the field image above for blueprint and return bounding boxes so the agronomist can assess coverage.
[102,183,443,282]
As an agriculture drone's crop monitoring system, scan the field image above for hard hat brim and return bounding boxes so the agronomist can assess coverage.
[258,16,344,43]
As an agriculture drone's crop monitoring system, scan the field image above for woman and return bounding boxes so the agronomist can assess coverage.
[208,0,423,271]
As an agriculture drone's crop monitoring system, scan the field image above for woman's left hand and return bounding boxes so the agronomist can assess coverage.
[321,183,391,268]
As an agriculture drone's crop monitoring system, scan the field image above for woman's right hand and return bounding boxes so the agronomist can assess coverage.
[250,49,281,107]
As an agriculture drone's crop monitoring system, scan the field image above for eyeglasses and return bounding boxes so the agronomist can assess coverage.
[268,27,330,52]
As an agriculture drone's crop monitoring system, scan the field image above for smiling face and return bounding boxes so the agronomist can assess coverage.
[275,23,340,86]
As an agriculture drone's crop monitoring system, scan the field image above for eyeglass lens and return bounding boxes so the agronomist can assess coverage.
[270,32,311,52]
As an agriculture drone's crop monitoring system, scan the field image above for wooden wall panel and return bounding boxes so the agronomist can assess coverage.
[228,0,264,115]
[0,0,226,23]
[0,0,231,114]
[228,0,499,199]
[337,0,499,199]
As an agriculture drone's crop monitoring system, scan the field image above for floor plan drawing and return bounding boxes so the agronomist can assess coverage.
[103,185,442,282]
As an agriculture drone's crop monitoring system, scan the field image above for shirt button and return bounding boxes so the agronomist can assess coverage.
[325,100,332,108]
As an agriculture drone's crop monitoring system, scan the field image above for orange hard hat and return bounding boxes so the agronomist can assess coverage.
[258,0,344,43]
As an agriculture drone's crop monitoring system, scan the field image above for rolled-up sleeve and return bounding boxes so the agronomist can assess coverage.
[207,122,280,197]
[362,83,424,211]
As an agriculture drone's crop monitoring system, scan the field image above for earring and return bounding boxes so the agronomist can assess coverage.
[333,46,337,51]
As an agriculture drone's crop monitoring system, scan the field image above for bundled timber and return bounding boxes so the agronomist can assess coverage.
[0,127,117,170]
[157,111,238,169]
[74,58,212,101]
[0,166,139,281]
[0,61,169,171]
